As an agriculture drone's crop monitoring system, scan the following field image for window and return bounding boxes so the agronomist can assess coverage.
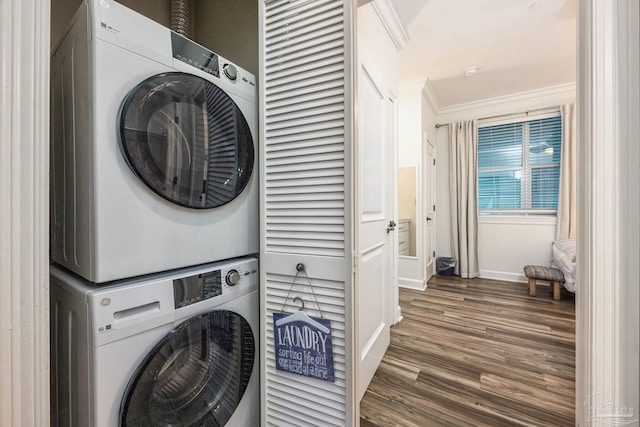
[477,114,562,215]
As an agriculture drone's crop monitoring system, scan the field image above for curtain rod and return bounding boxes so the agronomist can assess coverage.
[434,107,561,129]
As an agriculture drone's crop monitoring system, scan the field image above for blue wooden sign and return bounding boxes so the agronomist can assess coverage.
[273,311,335,382]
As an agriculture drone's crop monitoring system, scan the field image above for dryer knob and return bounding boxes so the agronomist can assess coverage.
[223,64,237,81]
[226,269,241,286]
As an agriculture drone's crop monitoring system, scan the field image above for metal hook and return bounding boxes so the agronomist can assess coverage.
[292,296,305,311]
[296,263,305,272]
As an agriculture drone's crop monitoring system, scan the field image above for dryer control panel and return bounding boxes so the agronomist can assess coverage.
[170,32,219,77]
[173,258,258,308]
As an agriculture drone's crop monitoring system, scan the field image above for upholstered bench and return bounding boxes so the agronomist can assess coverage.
[523,265,565,300]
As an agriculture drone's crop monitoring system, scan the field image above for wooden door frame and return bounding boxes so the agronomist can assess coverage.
[423,137,436,280]
[576,1,640,423]
[0,0,51,426]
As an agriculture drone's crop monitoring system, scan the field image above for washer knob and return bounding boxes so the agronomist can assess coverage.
[226,269,241,286]
[223,63,237,81]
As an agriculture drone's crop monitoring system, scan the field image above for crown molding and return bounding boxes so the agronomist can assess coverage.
[370,0,409,50]
[437,82,576,124]
[400,79,427,96]
[421,79,441,114]
[399,78,440,114]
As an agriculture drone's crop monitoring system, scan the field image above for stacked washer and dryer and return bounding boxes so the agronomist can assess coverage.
[49,0,259,425]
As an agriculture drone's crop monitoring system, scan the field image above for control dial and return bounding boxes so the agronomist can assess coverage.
[226,269,241,286]
[223,63,237,81]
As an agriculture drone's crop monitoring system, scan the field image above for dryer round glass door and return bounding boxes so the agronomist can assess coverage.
[120,310,255,427]
[120,72,254,209]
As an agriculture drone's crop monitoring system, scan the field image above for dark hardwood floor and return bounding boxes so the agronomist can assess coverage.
[360,275,575,427]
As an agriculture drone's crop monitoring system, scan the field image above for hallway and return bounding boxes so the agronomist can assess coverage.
[360,275,575,426]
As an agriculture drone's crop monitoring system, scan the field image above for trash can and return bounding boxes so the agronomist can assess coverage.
[436,257,456,276]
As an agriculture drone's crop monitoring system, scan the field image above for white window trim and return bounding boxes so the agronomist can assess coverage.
[478,215,557,226]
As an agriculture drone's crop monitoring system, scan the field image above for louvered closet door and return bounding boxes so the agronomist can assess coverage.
[259,0,356,425]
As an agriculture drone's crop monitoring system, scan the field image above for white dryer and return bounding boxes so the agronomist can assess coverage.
[50,257,259,427]
[50,0,258,283]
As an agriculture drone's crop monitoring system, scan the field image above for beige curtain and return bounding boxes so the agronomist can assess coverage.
[556,103,577,240]
[449,120,480,278]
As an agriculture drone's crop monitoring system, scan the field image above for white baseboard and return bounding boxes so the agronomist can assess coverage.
[394,306,403,324]
[399,277,427,290]
[479,270,528,283]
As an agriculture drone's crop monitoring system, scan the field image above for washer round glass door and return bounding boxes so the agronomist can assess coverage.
[120,310,255,427]
[120,72,254,209]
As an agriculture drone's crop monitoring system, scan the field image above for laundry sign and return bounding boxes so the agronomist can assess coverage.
[273,311,335,382]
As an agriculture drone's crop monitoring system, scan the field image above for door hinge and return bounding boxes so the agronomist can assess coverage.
[433,205,436,212]
[433,251,436,257]
[353,254,358,269]
[433,158,436,166]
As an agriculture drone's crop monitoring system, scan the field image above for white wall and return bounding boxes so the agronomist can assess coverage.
[478,218,556,282]
[398,87,422,167]
[435,84,576,282]
[397,85,423,288]
[396,82,438,288]
[422,89,437,144]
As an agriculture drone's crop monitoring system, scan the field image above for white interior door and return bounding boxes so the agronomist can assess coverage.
[425,140,436,281]
[356,58,395,402]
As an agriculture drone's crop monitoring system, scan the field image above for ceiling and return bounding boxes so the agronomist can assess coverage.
[391,0,576,107]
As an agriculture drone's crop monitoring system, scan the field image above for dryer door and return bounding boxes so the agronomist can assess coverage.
[120,310,255,427]
[120,72,254,209]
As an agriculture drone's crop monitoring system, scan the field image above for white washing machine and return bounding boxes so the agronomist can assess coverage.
[50,0,258,283]
[50,257,259,427]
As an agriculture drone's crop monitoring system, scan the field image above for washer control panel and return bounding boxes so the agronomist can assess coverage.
[226,269,241,286]
[173,270,222,308]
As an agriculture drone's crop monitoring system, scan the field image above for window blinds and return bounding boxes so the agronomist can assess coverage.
[478,115,562,214]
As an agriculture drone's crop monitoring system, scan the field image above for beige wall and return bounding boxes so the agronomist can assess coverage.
[398,166,417,256]
[118,0,171,27]
[51,0,82,47]
[194,0,258,75]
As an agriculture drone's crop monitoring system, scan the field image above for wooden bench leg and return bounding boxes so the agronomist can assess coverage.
[553,281,561,300]
[528,278,536,297]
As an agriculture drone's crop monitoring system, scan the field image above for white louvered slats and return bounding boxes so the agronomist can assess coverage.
[265,274,348,426]
[260,0,355,425]
[263,1,347,258]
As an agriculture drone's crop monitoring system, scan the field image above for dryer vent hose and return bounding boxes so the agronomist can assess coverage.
[170,0,191,38]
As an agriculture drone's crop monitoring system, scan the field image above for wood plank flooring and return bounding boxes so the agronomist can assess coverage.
[360,275,575,426]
